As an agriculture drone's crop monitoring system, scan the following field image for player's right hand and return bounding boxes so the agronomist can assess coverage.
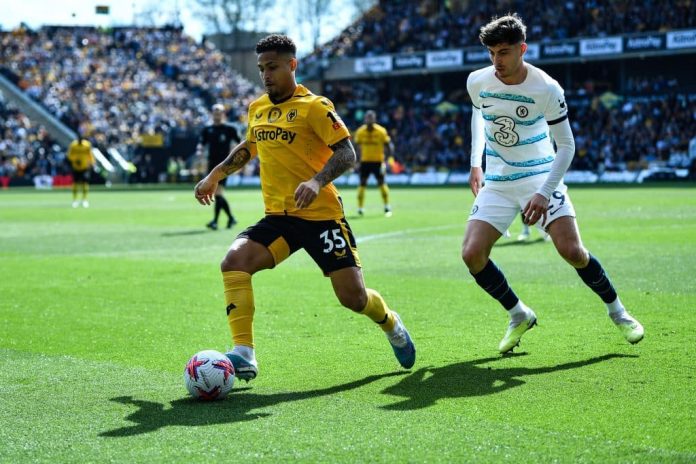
[469,167,484,197]
[194,177,217,205]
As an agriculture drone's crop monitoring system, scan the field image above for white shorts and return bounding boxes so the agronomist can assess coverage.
[467,177,576,234]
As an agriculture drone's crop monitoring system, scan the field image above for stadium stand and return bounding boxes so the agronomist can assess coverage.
[0,89,69,188]
[311,0,696,176]
[0,26,259,183]
[0,1,694,186]
[327,79,696,173]
[314,0,696,58]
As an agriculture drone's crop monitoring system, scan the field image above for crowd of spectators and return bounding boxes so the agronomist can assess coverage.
[571,93,696,172]
[327,80,470,170]
[141,29,258,122]
[310,0,696,175]
[0,90,67,187]
[327,76,696,174]
[309,0,696,60]
[0,25,258,177]
[1,6,694,185]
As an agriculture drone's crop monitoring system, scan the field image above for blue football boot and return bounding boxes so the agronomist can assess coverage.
[386,312,416,369]
[225,351,258,382]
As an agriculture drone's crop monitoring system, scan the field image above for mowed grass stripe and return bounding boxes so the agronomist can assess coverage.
[2,349,693,463]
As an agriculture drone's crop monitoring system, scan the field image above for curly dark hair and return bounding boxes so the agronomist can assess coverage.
[479,13,527,47]
[255,34,297,56]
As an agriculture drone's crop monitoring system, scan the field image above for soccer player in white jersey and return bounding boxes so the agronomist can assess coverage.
[462,14,644,353]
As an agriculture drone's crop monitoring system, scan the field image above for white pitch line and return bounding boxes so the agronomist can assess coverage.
[356,224,462,244]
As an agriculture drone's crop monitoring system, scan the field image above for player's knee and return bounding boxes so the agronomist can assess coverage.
[462,244,486,272]
[220,250,253,273]
[558,243,588,267]
[220,252,237,272]
[336,288,367,312]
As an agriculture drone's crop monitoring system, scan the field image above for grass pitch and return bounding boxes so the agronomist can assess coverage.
[1,185,695,463]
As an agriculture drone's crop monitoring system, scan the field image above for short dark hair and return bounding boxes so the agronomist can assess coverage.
[256,34,297,56]
[479,13,527,47]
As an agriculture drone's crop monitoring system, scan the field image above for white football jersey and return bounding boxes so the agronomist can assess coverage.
[467,63,568,182]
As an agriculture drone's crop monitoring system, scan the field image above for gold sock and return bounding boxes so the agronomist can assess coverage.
[357,186,366,209]
[222,271,255,348]
[82,182,89,200]
[361,288,396,332]
[379,184,390,205]
[72,183,78,200]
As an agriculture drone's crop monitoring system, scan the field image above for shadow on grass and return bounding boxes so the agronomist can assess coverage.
[380,353,637,410]
[160,230,208,237]
[100,371,405,437]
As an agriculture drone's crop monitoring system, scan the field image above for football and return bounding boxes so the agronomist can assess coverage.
[184,350,235,400]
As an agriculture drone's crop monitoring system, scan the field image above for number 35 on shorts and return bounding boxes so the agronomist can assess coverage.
[320,228,347,253]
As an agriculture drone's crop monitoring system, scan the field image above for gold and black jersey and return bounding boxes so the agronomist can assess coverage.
[354,124,390,163]
[246,84,351,221]
[67,140,94,171]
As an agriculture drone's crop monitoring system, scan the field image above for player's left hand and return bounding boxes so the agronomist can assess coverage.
[522,193,550,226]
[294,178,321,208]
[194,177,217,206]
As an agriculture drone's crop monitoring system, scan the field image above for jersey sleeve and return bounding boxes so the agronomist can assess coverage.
[466,72,481,109]
[381,127,391,144]
[245,106,258,157]
[543,80,568,125]
[308,97,351,147]
[67,143,76,160]
[470,107,485,168]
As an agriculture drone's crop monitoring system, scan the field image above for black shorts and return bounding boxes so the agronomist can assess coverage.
[359,162,386,184]
[72,169,90,183]
[237,215,361,275]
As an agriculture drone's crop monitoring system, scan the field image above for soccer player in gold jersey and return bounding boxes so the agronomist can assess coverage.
[354,110,394,216]
[67,136,95,208]
[194,35,415,381]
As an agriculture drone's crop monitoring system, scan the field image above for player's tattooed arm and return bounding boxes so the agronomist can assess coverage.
[313,137,356,187]
[217,140,252,177]
[294,137,355,208]
[195,140,251,206]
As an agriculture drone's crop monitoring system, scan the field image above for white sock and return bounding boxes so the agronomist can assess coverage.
[606,297,625,315]
[232,345,256,362]
[508,301,531,323]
